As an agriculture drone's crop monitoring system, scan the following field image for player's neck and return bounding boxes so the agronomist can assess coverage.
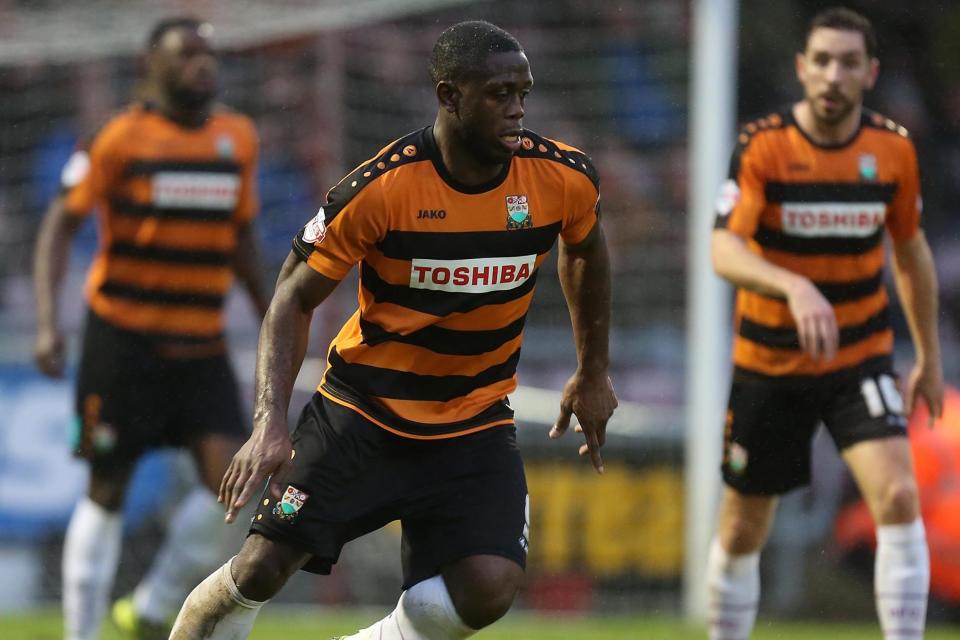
[432,116,506,186]
[152,93,210,128]
[793,101,862,146]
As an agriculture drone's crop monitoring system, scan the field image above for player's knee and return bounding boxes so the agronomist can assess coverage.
[87,470,132,511]
[230,533,308,602]
[877,478,920,523]
[721,512,771,553]
[445,557,523,629]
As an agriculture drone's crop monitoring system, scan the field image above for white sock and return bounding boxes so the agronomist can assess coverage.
[875,519,929,640]
[134,487,232,623]
[62,496,123,640]
[169,558,267,640]
[706,538,760,640]
[343,574,476,639]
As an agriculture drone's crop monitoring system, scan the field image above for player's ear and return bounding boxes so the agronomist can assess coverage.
[865,57,879,90]
[794,51,806,84]
[436,81,460,114]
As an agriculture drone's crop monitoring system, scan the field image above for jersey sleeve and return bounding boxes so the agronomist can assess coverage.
[885,137,922,242]
[61,123,125,218]
[560,156,600,245]
[291,178,387,281]
[714,134,766,238]
[234,118,260,225]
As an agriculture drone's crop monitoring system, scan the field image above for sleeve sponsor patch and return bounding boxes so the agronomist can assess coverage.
[60,150,90,188]
[715,179,740,216]
[302,207,327,244]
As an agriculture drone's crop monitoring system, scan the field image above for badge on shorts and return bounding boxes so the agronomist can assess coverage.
[728,442,749,475]
[273,485,309,522]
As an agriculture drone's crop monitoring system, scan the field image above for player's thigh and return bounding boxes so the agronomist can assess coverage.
[401,426,529,591]
[173,354,248,489]
[75,310,165,505]
[248,394,407,576]
[721,372,821,496]
[842,437,918,523]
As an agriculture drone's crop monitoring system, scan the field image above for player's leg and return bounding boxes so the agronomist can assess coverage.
[707,375,819,640]
[342,423,528,639]
[170,532,310,639]
[708,488,777,640]
[843,438,927,640]
[65,311,153,640]
[63,463,135,640]
[121,355,246,635]
[824,365,926,640]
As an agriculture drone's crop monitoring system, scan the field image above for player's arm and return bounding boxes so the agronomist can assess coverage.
[33,195,85,377]
[712,228,837,361]
[550,223,618,474]
[220,251,339,523]
[891,230,943,423]
[233,223,271,319]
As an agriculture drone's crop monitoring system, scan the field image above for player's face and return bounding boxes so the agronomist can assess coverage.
[796,27,878,125]
[457,51,533,164]
[154,25,218,109]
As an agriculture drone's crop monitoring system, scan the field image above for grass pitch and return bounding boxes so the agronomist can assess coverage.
[2,607,957,639]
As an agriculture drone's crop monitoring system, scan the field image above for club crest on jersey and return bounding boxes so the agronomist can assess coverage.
[216,135,235,160]
[273,485,309,522]
[302,207,326,244]
[858,153,877,181]
[505,195,532,229]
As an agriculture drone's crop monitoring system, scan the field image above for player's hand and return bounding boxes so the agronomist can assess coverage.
[785,278,837,362]
[218,420,293,523]
[905,361,943,428]
[549,372,618,474]
[34,326,65,377]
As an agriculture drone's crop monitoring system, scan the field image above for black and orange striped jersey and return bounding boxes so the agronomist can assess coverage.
[292,126,600,439]
[714,108,921,377]
[62,102,258,354]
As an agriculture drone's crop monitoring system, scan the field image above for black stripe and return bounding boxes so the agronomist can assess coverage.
[755,270,884,305]
[733,355,893,385]
[377,223,560,260]
[358,315,527,356]
[99,281,224,308]
[327,346,521,402]
[764,181,896,203]
[516,129,600,192]
[360,261,539,316]
[738,306,890,350]
[125,160,240,177]
[320,379,514,437]
[110,197,233,222]
[754,225,882,255]
[109,242,232,266]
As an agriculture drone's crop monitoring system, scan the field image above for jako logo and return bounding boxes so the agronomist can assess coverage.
[409,255,536,293]
[417,209,446,219]
[781,202,886,237]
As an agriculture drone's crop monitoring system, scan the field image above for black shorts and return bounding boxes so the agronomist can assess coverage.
[74,310,246,468]
[722,357,909,495]
[249,393,529,589]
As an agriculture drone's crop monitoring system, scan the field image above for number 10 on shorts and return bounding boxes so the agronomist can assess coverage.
[860,374,904,418]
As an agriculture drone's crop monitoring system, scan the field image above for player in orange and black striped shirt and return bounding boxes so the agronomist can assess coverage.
[706,9,943,640]
[32,18,269,640]
[171,21,617,640]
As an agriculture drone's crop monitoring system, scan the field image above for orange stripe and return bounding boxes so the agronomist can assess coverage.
[738,287,889,329]
[109,216,237,251]
[752,242,884,281]
[361,291,534,333]
[318,387,515,440]
[376,377,519,424]
[733,328,893,376]
[89,295,223,336]
[337,336,522,377]
[102,256,233,293]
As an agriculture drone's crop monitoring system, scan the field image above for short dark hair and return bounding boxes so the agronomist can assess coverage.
[806,7,877,58]
[147,16,207,51]
[429,20,523,85]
